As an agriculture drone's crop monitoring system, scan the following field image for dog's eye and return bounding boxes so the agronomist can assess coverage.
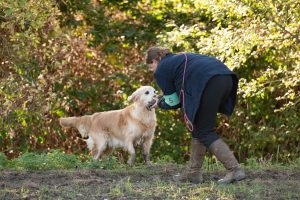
[145,91,149,95]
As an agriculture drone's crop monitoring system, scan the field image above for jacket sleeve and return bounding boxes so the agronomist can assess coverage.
[154,58,182,110]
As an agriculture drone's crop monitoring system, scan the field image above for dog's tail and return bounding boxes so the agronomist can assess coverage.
[59,117,78,128]
[59,116,91,138]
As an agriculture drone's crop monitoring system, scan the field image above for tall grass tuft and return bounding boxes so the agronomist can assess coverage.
[0,152,8,168]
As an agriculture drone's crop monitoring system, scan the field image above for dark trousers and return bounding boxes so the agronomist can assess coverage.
[192,75,233,148]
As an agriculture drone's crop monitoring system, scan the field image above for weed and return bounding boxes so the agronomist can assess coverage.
[82,156,121,169]
[0,152,8,168]
[7,150,82,170]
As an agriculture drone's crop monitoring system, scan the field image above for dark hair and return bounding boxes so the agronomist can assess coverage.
[145,46,171,64]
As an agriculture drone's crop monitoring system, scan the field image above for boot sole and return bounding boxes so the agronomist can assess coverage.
[191,179,204,184]
[218,175,246,184]
[234,175,246,182]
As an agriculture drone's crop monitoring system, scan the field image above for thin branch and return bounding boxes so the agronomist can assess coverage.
[234,0,300,43]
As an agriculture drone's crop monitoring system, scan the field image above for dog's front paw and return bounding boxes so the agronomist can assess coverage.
[127,155,136,167]
[127,161,136,167]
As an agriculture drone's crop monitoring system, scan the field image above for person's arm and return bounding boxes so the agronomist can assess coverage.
[154,58,182,110]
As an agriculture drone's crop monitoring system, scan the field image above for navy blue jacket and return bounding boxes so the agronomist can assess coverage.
[154,53,238,124]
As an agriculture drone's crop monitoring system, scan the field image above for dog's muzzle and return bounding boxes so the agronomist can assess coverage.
[146,99,157,111]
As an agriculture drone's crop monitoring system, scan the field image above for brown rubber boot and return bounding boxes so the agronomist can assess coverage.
[209,138,246,184]
[173,138,206,184]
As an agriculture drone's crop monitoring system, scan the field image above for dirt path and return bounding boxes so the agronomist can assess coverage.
[1,164,300,199]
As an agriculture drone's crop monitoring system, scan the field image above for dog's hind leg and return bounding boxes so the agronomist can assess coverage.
[86,137,99,159]
[91,134,107,160]
[87,137,94,151]
[91,145,99,160]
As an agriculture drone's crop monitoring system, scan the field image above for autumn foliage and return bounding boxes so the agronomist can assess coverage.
[0,0,299,162]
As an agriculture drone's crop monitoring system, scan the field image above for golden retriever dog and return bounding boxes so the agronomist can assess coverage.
[59,86,157,166]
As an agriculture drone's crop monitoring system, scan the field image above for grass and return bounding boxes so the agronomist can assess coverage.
[0,150,123,170]
[1,150,299,171]
[0,151,300,199]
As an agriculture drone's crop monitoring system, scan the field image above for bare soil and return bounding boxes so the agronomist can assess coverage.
[1,164,300,200]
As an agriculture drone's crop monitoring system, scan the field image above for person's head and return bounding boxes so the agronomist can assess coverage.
[145,46,171,72]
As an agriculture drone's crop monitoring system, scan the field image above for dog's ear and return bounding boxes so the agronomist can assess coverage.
[127,90,139,102]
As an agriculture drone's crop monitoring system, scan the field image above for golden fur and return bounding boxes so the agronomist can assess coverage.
[59,86,157,166]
